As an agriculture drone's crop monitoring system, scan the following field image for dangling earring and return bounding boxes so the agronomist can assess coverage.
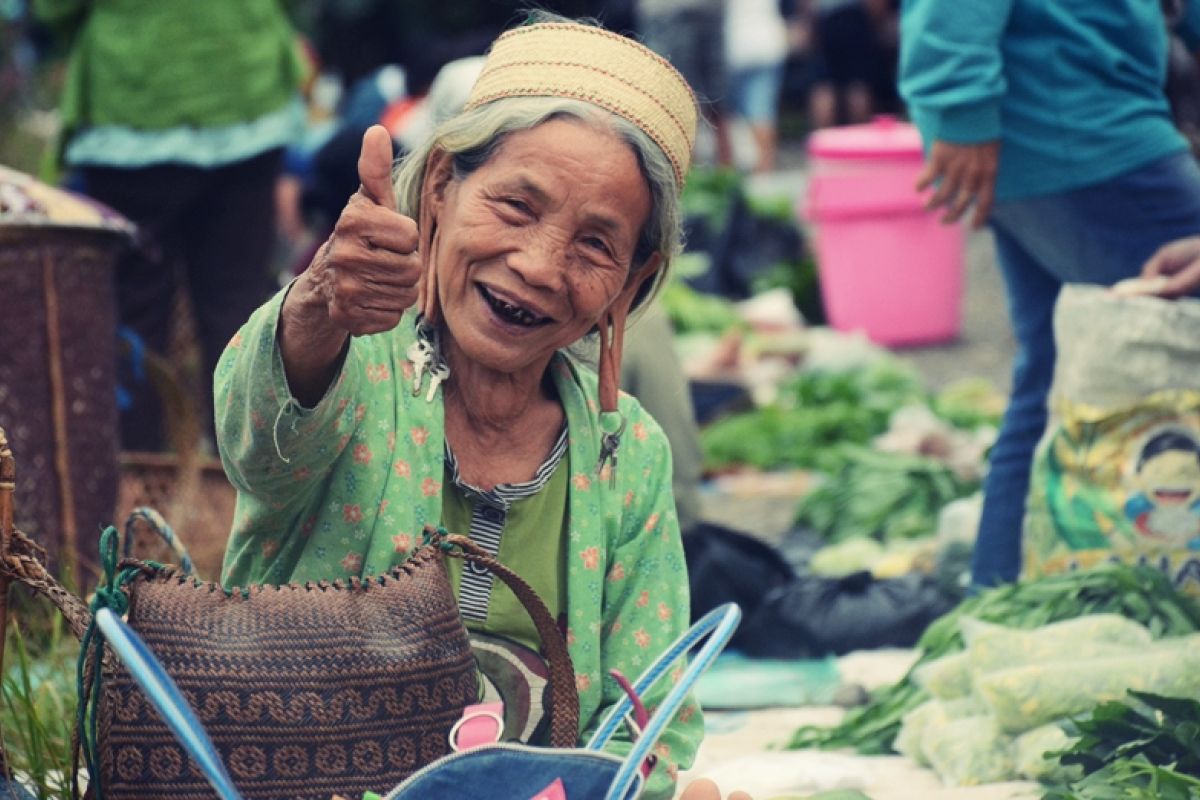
[408,177,449,403]
[594,307,628,487]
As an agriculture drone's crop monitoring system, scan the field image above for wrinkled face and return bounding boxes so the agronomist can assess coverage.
[428,118,654,375]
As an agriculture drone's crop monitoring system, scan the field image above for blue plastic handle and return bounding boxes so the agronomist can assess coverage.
[94,608,244,800]
[587,603,742,800]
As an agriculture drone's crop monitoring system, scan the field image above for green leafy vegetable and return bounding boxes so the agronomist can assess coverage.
[1043,691,1200,800]
[660,281,744,336]
[787,565,1200,755]
[700,362,926,473]
[794,446,978,542]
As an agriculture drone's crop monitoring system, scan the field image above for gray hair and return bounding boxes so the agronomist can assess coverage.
[392,95,683,309]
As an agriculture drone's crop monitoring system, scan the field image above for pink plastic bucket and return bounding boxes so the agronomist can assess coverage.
[803,117,965,347]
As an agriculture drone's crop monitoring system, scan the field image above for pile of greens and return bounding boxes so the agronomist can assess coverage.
[787,565,1200,755]
[794,446,977,543]
[680,166,743,233]
[660,281,745,336]
[1046,692,1200,800]
[700,361,927,473]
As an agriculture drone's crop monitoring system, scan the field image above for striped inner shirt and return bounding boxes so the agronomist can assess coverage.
[444,426,570,621]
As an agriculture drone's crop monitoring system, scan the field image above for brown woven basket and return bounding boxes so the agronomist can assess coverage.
[0,226,127,589]
[0,427,581,799]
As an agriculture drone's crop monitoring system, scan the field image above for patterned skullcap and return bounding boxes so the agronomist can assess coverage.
[463,22,698,189]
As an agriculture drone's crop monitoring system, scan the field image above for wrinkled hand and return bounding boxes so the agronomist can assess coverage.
[299,124,423,336]
[916,139,1000,228]
[679,777,753,800]
[1137,235,1200,298]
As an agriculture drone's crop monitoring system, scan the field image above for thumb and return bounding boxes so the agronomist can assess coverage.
[357,124,397,208]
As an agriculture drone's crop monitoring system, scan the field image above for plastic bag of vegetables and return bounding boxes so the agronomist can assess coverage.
[911,652,972,701]
[895,697,987,768]
[921,715,1015,786]
[1013,723,1078,783]
[960,613,1152,674]
[976,634,1200,733]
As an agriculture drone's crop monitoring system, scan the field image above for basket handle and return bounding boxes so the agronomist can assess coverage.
[440,532,580,750]
[0,429,93,786]
[591,603,742,800]
[0,429,92,641]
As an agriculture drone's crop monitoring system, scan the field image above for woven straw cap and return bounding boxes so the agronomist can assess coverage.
[463,22,698,188]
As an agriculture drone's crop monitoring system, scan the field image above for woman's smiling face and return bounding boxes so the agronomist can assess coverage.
[427,117,654,376]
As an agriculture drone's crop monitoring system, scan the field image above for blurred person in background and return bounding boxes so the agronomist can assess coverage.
[636,0,732,165]
[31,0,306,452]
[900,0,1200,589]
[804,0,894,128]
[724,0,791,171]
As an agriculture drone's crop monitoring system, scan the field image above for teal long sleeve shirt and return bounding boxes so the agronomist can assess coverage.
[899,0,1199,201]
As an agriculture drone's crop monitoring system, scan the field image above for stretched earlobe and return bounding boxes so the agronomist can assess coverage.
[620,252,663,311]
[418,149,454,326]
[420,148,455,219]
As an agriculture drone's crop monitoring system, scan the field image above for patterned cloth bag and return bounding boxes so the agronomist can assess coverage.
[1023,285,1200,594]
[0,433,578,800]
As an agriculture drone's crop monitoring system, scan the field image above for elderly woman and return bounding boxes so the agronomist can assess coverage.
[215,16,749,800]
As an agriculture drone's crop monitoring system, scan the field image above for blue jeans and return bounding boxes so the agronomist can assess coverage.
[972,150,1200,588]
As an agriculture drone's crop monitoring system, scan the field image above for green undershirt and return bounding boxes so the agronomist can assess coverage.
[442,460,569,653]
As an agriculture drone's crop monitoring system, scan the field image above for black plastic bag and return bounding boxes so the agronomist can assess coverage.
[684,523,956,658]
[738,570,957,658]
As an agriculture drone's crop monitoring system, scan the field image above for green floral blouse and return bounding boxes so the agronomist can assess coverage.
[214,289,702,799]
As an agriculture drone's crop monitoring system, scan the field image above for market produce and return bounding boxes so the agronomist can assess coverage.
[661,281,745,336]
[932,377,1007,430]
[921,715,1014,786]
[702,407,877,473]
[911,652,972,700]
[886,616,1200,785]
[700,360,929,473]
[895,696,986,767]
[805,537,942,579]
[787,564,1200,755]
[1013,724,1077,784]
[793,446,978,542]
[960,614,1153,674]
[974,635,1200,733]
[1045,692,1200,800]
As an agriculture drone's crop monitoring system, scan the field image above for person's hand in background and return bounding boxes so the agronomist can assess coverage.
[680,777,753,800]
[1135,236,1200,298]
[916,139,1001,228]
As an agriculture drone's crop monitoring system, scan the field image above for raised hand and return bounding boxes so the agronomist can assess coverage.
[280,125,424,404]
[306,124,423,335]
[679,777,753,800]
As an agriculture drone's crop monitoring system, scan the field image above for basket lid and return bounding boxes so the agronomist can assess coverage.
[0,164,134,235]
[807,116,924,161]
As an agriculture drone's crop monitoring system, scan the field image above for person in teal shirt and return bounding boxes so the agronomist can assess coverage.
[900,0,1200,588]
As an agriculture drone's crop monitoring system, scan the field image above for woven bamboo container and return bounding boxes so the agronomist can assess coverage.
[0,165,133,588]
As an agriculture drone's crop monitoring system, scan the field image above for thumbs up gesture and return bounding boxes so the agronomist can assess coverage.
[279,125,424,402]
[306,124,423,335]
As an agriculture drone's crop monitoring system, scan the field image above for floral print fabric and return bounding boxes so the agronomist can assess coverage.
[214,289,701,798]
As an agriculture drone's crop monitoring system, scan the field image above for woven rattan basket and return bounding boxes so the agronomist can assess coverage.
[0,167,133,588]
